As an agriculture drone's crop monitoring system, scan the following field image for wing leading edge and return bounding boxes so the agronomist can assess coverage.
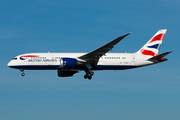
[78,33,131,66]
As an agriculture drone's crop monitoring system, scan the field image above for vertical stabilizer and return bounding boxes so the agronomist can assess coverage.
[136,29,167,56]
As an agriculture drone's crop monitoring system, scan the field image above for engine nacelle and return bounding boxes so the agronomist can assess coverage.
[60,58,77,68]
[57,70,78,77]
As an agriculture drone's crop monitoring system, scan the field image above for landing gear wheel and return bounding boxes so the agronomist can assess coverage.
[84,75,88,79]
[88,76,92,80]
[20,69,25,77]
[84,70,94,80]
[21,73,25,76]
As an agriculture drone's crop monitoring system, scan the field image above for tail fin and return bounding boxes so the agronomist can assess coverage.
[137,29,167,56]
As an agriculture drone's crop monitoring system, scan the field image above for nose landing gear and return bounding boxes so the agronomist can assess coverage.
[20,69,25,76]
[21,72,25,76]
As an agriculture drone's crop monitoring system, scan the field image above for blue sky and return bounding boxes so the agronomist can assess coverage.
[1,0,180,120]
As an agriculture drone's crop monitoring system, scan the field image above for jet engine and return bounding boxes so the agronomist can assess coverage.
[57,70,78,77]
[60,58,77,68]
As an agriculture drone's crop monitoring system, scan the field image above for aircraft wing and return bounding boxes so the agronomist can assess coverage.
[78,33,131,67]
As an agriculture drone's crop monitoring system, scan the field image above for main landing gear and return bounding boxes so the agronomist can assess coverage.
[20,69,25,76]
[84,71,94,80]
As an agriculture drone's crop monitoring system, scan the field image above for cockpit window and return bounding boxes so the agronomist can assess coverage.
[12,58,17,60]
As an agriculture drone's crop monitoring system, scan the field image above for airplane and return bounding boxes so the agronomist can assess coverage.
[8,29,172,80]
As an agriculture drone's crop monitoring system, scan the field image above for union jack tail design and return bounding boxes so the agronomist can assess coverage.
[137,29,167,56]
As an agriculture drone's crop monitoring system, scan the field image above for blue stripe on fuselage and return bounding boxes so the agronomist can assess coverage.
[9,65,137,70]
[96,65,137,70]
[9,65,60,70]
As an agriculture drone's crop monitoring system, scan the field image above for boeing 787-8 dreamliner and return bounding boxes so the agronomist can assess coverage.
[8,29,172,80]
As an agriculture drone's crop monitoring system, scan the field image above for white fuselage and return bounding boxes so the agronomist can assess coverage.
[7,29,170,79]
[8,52,154,70]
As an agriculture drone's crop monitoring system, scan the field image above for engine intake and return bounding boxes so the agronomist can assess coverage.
[60,58,77,68]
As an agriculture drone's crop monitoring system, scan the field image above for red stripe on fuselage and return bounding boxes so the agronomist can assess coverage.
[148,33,165,43]
[20,55,39,58]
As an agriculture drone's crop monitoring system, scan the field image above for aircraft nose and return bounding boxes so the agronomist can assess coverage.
[7,61,12,67]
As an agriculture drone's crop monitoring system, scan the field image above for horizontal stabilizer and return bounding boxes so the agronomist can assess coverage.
[148,51,172,61]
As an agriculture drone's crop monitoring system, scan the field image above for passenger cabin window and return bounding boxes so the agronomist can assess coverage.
[55,57,61,59]
[104,57,121,59]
